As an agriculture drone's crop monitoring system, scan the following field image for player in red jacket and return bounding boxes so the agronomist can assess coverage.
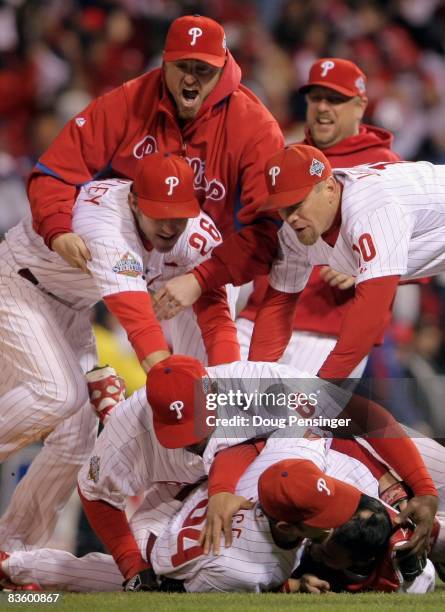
[27,15,283,279]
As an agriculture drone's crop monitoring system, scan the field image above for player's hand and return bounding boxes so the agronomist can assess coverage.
[393,494,438,556]
[51,232,91,274]
[319,266,355,290]
[298,574,331,594]
[199,492,254,555]
[153,274,202,320]
[123,568,158,591]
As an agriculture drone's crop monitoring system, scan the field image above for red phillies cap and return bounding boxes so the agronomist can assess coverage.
[163,15,227,68]
[261,144,332,211]
[133,152,200,219]
[299,58,367,98]
[258,459,361,528]
[146,355,214,449]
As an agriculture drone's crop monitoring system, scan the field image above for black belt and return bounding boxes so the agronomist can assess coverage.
[18,268,39,285]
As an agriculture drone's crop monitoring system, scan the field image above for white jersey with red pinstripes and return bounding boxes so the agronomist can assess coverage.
[3,178,222,306]
[270,161,445,293]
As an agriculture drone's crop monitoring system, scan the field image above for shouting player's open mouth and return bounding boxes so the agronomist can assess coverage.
[180,88,200,110]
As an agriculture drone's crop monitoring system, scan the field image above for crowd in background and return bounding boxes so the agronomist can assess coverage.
[1,0,445,435]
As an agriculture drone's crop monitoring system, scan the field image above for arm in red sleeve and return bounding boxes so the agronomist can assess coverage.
[248,285,300,362]
[104,291,168,362]
[78,488,150,580]
[208,440,266,496]
[193,220,279,292]
[318,276,400,379]
[193,287,240,366]
[28,86,127,245]
[337,394,437,497]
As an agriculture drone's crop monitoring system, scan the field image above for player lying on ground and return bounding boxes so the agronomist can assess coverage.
[70,355,438,588]
[0,452,441,593]
[0,153,239,552]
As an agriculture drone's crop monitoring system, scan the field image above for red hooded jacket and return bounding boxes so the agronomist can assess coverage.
[27,53,284,248]
[238,124,400,336]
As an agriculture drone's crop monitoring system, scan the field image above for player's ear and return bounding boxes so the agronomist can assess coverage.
[128,191,137,212]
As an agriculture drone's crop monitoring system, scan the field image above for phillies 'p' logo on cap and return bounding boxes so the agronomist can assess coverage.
[316,477,331,496]
[133,152,200,219]
[320,60,335,77]
[165,175,180,196]
[268,165,281,186]
[188,27,202,46]
[164,15,227,68]
[169,400,184,420]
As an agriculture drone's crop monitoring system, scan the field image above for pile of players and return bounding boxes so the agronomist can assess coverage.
[1,14,445,595]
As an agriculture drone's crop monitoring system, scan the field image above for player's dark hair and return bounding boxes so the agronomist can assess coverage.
[331,494,391,563]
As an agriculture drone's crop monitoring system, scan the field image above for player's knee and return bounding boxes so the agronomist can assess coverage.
[29,374,89,417]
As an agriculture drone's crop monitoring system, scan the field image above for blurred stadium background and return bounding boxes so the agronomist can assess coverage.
[1,0,445,556]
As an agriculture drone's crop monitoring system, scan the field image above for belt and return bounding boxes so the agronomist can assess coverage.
[17,268,74,308]
[18,268,39,285]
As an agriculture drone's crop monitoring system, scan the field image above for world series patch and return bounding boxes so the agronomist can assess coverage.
[112,252,143,277]
[88,455,100,483]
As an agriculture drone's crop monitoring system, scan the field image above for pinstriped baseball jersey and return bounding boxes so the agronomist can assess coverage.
[271,161,445,293]
[3,178,222,306]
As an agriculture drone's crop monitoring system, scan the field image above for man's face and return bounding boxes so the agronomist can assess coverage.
[305,86,367,148]
[129,194,188,252]
[310,533,353,570]
[278,178,336,246]
[164,60,222,121]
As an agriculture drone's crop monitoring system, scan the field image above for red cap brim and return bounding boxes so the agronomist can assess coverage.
[299,82,360,98]
[163,50,226,68]
[260,185,314,212]
[138,198,200,219]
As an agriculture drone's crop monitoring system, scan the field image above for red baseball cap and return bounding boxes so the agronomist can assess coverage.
[163,15,227,68]
[146,355,214,449]
[133,152,200,219]
[261,144,332,212]
[299,58,367,98]
[258,459,361,528]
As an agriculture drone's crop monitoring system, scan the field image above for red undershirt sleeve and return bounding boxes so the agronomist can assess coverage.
[248,285,301,362]
[208,440,266,496]
[192,221,279,292]
[78,488,150,580]
[337,395,437,497]
[193,287,240,366]
[103,291,168,362]
[318,276,400,379]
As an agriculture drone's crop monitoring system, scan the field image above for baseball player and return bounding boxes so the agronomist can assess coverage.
[0,449,439,593]
[248,144,445,381]
[236,58,401,376]
[0,152,239,551]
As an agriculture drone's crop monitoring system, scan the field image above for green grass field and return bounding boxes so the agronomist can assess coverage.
[2,588,445,612]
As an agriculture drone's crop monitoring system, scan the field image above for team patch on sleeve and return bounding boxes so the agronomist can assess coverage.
[88,455,100,483]
[112,252,143,277]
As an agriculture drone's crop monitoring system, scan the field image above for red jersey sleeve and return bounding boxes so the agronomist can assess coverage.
[318,276,400,379]
[28,86,128,246]
[104,291,168,362]
[248,285,301,362]
[192,220,279,291]
[208,440,265,496]
[78,488,149,580]
[193,287,240,366]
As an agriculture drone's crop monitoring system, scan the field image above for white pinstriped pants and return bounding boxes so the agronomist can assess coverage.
[0,249,98,550]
